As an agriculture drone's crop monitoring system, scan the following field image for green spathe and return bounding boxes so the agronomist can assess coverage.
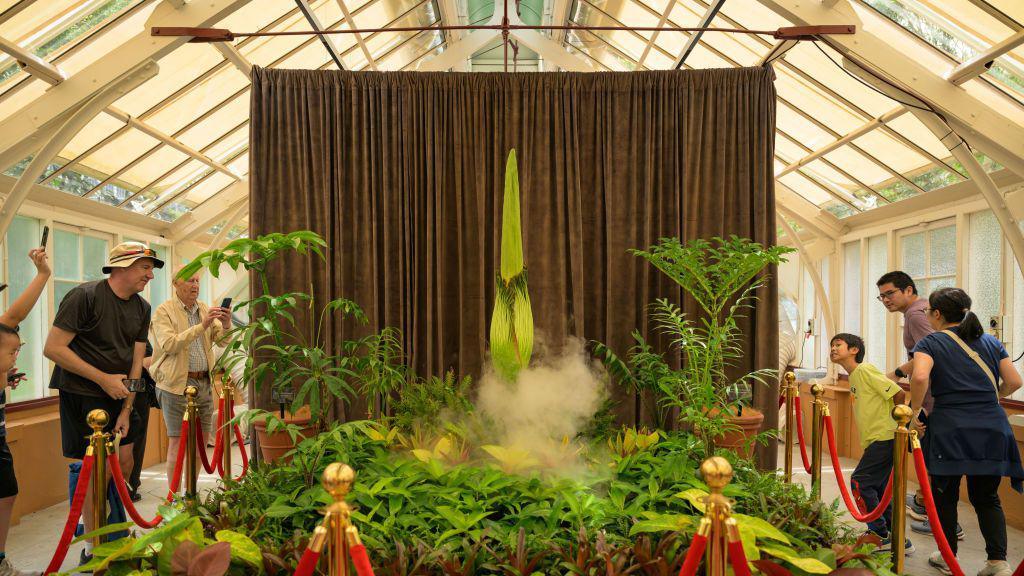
[489,149,534,382]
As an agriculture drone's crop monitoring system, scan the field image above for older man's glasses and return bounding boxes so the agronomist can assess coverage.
[876,289,900,302]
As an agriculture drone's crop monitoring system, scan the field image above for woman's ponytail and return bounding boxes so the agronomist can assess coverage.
[929,287,984,342]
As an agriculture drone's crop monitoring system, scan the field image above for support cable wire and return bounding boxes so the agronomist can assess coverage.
[823,414,894,522]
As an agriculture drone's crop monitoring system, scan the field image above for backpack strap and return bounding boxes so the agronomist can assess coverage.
[939,330,998,393]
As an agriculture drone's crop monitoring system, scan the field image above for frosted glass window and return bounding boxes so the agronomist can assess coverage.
[82,236,109,281]
[900,224,956,299]
[52,227,111,309]
[843,241,861,336]
[866,235,888,369]
[929,226,957,277]
[3,216,47,401]
[968,210,1002,332]
[53,229,79,280]
[901,232,926,279]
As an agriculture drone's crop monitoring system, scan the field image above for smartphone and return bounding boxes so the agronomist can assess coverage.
[40,225,49,248]
[0,284,6,294]
[6,372,24,383]
[220,297,232,310]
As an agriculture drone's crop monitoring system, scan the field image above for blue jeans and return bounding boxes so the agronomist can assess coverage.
[68,462,128,542]
[850,439,894,535]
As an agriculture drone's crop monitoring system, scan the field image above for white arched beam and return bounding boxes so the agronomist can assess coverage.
[0,61,158,239]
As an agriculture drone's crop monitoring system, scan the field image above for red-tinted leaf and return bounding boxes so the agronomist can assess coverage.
[828,568,876,576]
[171,541,201,576]
[854,533,882,548]
[752,559,793,576]
[188,541,232,576]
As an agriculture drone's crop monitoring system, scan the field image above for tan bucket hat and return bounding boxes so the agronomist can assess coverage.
[102,241,165,274]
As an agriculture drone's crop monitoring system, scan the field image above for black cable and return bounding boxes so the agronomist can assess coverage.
[811,41,934,113]
[1014,349,1024,363]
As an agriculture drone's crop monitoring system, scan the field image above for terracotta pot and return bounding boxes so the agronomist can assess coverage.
[253,411,317,463]
[716,407,764,458]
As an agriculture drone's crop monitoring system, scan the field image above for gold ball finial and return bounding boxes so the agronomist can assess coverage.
[892,404,914,425]
[86,409,109,431]
[811,382,825,397]
[784,371,796,385]
[184,385,198,399]
[322,463,355,500]
[700,456,733,491]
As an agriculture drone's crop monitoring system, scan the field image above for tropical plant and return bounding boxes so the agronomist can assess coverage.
[489,149,534,383]
[391,370,474,434]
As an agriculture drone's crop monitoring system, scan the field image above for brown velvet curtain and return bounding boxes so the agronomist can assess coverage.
[249,67,781,466]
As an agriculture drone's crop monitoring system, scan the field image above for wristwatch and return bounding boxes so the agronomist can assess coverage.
[894,367,906,379]
[122,378,148,392]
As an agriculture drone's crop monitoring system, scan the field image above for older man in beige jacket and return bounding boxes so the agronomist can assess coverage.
[151,267,230,489]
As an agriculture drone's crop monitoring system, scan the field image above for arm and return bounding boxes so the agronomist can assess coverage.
[0,248,50,327]
[44,326,128,399]
[114,342,145,436]
[910,352,934,415]
[152,304,206,353]
[997,357,1022,398]
[892,388,907,406]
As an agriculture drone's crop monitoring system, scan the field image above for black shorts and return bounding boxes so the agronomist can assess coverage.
[59,391,141,459]
[0,439,17,498]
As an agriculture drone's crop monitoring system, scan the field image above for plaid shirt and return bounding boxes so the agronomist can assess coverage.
[183,302,210,372]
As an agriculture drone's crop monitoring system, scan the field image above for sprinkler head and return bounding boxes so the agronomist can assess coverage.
[87,409,109,431]
[700,456,733,491]
[322,463,355,499]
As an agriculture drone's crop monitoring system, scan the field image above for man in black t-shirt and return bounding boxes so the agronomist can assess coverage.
[44,242,163,560]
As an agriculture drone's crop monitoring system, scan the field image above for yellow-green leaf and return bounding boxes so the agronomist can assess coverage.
[216,529,264,570]
[733,513,790,544]
[759,542,832,574]
[674,488,708,513]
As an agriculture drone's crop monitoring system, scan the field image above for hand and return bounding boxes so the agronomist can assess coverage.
[217,307,231,329]
[114,410,131,438]
[911,413,927,436]
[6,368,24,389]
[99,373,130,400]
[886,371,901,383]
[202,308,224,330]
[29,248,50,276]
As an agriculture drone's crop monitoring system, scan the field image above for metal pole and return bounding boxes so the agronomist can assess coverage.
[890,404,913,574]
[701,456,732,576]
[221,375,233,477]
[185,385,199,498]
[86,409,110,549]
[322,463,355,576]
[810,382,825,499]
[783,371,796,483]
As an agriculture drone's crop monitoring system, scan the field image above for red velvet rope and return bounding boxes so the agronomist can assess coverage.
[677,533,708,576]
[209,397,226,472]
[913,447,966,576]
[45,454,94,575]
[1013,558,1024,576]
[794,396,811,473]
[727,538,752,576]
[170,419,189,499]
[292,547,321,576]
[234,422,249,479]
[350,544,376,576]
[108,453,163,529]
[823,415,893,522]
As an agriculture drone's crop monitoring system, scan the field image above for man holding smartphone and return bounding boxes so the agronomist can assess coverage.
[44,242,160,563]
[150,267,230,491]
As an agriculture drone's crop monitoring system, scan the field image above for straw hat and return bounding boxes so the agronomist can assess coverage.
[102,242,165,274]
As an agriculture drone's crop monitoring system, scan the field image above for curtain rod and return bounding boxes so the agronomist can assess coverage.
[152,24,855,43]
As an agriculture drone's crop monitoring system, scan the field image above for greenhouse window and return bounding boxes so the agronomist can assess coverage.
[152,202,193,223]
[824,202,857,219]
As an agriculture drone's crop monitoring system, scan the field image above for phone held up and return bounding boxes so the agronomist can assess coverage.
[40,225,49,248]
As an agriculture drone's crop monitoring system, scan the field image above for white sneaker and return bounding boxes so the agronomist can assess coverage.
[928,551,954,576]
[977,560,1012,576]
[0,557,41,576]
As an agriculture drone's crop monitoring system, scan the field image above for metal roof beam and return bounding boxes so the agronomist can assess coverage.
[295,0,346,69]
[0,36,66,85]
[0,0,250,163]
[758,38,797,65]
[213,42,253,77]
[946,30,1024,85]
[168,178,249,242]
[673,0,726,68]
[754,0,1024,177]
[777,107,907,178]
[334,0,377,71]
[638,0,676,67]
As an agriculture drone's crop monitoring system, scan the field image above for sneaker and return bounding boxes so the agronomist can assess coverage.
[977,560,1012,576]
[0,557,41,576]
[911,519,965,540]
[906,494,928,521]
[128,489,143,503]
[877,535,915,555]
[78,549,93,571]
[929,551,954,576]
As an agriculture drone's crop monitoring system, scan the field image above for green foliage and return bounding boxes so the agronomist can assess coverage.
[490,150,534,382]
[391,370,474,434]
[193,423,854,575]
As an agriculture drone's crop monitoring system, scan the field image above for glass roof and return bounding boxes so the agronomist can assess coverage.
[1,0,1022,231]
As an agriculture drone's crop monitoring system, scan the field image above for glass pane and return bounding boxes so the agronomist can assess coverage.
[968,210,1001,330]
[927,276,956,295]
[866,235,889,369]
[54,280,79,310]
[53,229,80,280]
[901,232,926,280]
[843,241,861,336]
[5,216,45,402]
[149,244,169,310]
[82,236,108,281]
[928,225,957,276]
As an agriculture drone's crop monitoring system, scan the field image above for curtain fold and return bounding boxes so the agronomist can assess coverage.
[250,67,781,467]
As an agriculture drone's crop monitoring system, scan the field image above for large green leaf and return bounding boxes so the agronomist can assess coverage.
[760,542,833,574]
[216,530,264,570]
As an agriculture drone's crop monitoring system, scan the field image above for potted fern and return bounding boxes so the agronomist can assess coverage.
[628,236,793,457]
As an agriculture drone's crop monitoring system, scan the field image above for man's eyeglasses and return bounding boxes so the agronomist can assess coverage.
[876,289,900,302]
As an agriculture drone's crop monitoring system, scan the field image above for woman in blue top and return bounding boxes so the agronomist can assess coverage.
[910,287,1022,576]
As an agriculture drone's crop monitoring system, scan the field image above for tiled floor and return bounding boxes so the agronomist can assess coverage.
[3,445,1022,575]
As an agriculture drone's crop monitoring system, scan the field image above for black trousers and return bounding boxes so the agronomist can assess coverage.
[129,395,153,493]
[931,474,1007,560]
[850,439,894,535]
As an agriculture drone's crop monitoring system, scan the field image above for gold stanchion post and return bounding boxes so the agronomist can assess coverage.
[810,382,825,498]
[701,456,733,576]
[86,409,110,548]
[322,463,355,576]
[890,404,913,574]
[184,385,199,498]
[221,374,233,477]
[783,371,797,483]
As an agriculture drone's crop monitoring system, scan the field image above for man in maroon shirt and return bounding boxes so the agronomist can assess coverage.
[876,271,963,540]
